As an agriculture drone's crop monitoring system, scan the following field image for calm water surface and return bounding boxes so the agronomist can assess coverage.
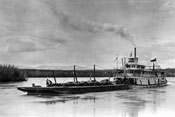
[0,77,175,117]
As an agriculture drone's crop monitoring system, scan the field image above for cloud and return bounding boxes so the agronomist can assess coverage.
[137,42,175,67]
[4,36,66,53]
[0,28,67,53]
[0,0,69,53]
[44,0,136,46]
[103,25,136,46]
[7,37,46,53]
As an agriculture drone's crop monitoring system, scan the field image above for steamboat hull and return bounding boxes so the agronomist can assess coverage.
[130,83,167,89]
[17,84,130,95]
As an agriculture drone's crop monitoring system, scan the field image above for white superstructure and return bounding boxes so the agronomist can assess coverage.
[114,48,167,87]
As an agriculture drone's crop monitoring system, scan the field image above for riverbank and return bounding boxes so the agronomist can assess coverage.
[0,65,27,82]
[164,68,175,77]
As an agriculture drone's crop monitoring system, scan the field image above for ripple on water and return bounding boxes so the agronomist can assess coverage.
[81,95,98,100]
[148,89,166,94]
[0,84,17,89]
[31,95,81,104]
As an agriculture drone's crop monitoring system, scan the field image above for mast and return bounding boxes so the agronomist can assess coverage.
[114,55,118,78]
[153,62,155,71]
[94,64,96,81]
[117,57,118,78]
[52,70,57,84]
[74,65,78,83]
[124,57,126,78]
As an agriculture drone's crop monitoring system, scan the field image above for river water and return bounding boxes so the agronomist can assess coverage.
[0,77,175,117]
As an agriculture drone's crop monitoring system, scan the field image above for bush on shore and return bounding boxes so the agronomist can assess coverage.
[0,65,27,82]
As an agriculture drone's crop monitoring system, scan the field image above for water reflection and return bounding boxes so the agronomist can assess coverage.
[0,84,17,89]
[33,94,99,105]
[32,95,81,105]
[115,87,168,117]
[81,95,97,100]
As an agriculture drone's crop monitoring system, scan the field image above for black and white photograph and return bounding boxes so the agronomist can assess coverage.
[0,0,175,117]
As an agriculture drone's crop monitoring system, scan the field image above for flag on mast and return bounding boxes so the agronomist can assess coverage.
[113,57,118,62]
[150,58,156,62]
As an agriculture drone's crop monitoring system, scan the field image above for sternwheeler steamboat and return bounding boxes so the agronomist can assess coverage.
[114,48,167,88]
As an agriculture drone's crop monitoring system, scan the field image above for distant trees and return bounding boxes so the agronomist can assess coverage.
[0,65,27,82]
[21,69,114,77]
[164,68,175,77]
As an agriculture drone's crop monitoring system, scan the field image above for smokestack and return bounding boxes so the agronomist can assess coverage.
[124,57,126,76]
[121,58,124,68]
[134,47,136,58]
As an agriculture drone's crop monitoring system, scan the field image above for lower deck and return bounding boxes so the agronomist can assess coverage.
[114,76,167,86]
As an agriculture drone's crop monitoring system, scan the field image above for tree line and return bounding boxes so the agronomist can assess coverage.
[0,65,174,82]
[0,65,26,82]
[21,68,175,77]
[20,69,115,77]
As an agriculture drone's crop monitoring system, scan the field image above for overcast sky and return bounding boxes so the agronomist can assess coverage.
[0,0,175,69]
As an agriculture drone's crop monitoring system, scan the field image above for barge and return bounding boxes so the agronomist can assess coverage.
[17,65,130,95]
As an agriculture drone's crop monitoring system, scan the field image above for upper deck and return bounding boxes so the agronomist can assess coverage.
[125,48,145,70]
[120,48,165,78]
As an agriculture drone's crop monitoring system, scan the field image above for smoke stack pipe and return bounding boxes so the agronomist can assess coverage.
[134,47,136,58]
[121,58,124,68]
[124,57,126,77]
